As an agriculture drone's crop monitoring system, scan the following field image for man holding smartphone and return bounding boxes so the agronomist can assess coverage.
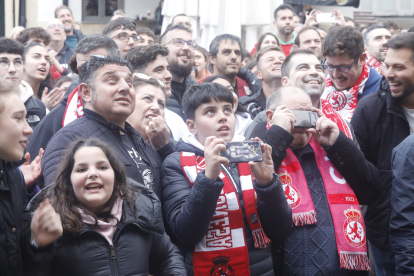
[264,86,380,275]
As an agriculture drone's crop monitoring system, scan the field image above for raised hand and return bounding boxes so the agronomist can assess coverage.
[30,198,63,247]
[249,138,274,186]
[145,115,170,150]
[268,105,296,133]
[308,107,340,146]
[42,87,65,111]
[204,136,229,180]
[304,10,320,27]
[20,148,44,189]
[332,9,346,26]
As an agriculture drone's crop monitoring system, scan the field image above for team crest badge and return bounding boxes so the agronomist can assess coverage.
[343,207,366,247]
[326,91,347,111]
[210,255,235,276]
[279,173,301,209]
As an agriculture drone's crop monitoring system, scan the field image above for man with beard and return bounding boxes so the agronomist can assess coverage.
[273,4,297,57]
[352,32,414,276]
[363,24,392,75]
[321,26,382,121]
[54,5,86,50]
[239,46,285,119]
[294,26,323,61]
[160,24,196,120]
[209,34,261,99]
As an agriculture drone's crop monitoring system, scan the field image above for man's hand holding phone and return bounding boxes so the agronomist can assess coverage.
[308,108,340,146]
[268,105,296,133]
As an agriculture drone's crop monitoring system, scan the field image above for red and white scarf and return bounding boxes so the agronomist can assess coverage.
[278,138,370,271]
[366,53,383,75]
[180,152,270,276]
[62,86,83,127]
[322,63,370,121]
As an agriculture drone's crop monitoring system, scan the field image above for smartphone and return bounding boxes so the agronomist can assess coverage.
[316,13,335,23]
[292,110,318,128]
[220,141,263,163]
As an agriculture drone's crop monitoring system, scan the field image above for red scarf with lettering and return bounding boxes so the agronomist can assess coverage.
[366,53,383,75]
[322,63,370,121]
[180,152,270,276]
[278,138,370,271]
[62,86,83,127]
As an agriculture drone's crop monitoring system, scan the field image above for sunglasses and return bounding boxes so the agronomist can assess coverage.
[85,55,106,71]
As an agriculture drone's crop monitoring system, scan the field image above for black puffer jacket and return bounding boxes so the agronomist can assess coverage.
[167,76,197,120]
[26,180,186,276]
[42,109,170,198]
[351,78,410,251]
[161,139,292,276]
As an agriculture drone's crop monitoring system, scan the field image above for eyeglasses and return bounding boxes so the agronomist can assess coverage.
[0,59,23,70]
[85,54,106,71]
[322,57,359,73]
[112,33,142,43]
[47,24,65,30]
[133,73,166,88]
[164,38,196,49]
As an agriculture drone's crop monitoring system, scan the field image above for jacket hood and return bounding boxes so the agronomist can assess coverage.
[19,80,34,103]
[235,112,252,136]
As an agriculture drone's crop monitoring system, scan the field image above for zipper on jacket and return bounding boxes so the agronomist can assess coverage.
[109,244,119,276]
[110,244,116,259]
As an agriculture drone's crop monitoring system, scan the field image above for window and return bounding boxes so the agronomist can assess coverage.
[83,0,125,22]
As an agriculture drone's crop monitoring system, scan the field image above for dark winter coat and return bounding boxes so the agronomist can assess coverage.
[26,180,186,276]
[264,125,379,275]
[41,109,168,197]
[167,76,197,120]
[56,43,74,75]
[161,140,292,276]
[351,78,410,251]
[25,96,46,131]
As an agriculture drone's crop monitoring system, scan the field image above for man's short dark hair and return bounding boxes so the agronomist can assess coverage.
[209,34,242,59]
[79,56,132,91]
[159,24,191,45]
[294,26,321,47]
[281,49,316,78]
[102,17,136,36]
[172,13,188,24]
[0,38,24,56]
[182,83,234,120]
[124,44,169,72]
[363,24,388,45]
[383,21,399,31]
[136,27,155,39]
[274,4,294,20]
[242,48,252,61]
[322,26,364,60]
[54,5,73,18]
[256,45,284,70]
[53,76,74,89]
[244,59,257,71]
[386,33,414,63]
[16,27,51,46]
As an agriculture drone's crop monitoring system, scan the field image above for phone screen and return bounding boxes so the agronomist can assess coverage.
[316,13,335,23]
[220,141,263,163]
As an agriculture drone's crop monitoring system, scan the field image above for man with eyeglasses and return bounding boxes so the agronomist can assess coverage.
[0,38,46,130]
[321,26,381,121]
[159,24,196,120]
[102,17,141,57]
[46,19,74,75]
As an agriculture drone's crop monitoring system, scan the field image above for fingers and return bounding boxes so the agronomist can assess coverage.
[309,107,325,118]
[204,136,217,148]
[23,152,30,165]
[42,87,48,98]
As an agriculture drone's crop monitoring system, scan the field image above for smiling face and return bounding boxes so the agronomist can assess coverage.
[111,28,139,56]
[0,53,24,85]
[71,146,115,214]
[383,48,414,101]
[57,8,74,34]
[47,19,66,42]
[164,29,195,81]
[0,94,33,161]
[325,53,365,91]
[210,40,241,80]
[282,54,325,99]
[257,50,285,82]
[274,9,294,35]
[127,84,166,140]
[82,64,135,128]
[187,100,236,146]
[141,54,172,96]
[23,45,50,82]
[297,29,322,59]
[366,28,391,62]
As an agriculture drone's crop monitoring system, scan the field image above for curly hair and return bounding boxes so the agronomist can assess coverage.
[16,27,51,46]
[322,26,364,60]
[123,44,169,72]
[43,137,140,234]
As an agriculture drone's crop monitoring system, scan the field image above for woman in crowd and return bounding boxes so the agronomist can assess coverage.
[23,43,64,111]
[253,33,280,58]
[27,137,186,276]
[203,75,252,136]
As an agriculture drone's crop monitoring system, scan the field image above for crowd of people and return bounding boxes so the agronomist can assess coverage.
[1,3,414,276]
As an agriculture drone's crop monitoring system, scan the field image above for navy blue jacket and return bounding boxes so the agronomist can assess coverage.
[57,43,74,75]
[390,134,414,275]
[358,67,382,100]
[161,140,292,276]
